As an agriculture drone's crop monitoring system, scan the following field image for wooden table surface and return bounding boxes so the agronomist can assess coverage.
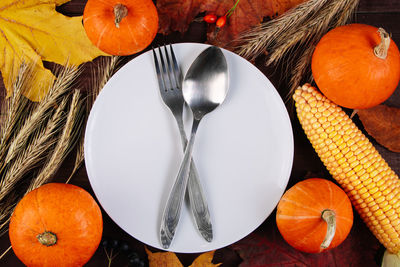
[1,0,400,266]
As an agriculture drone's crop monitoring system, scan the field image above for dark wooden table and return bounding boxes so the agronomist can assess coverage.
[1,0,400,266]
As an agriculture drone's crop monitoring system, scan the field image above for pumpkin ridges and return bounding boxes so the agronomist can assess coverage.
[276,178,353,253]
[124,10,154,44]
[37,184,101,236]
[83,0,158,55]
[277,214,321,220]
[126,22,139,48]
[279,215,327,253]
[335,192,354,217]
[294,186,327,209]
[278,198,323,216]
[34,184,100,266]
[299,223,327,251]
[312,24,400,109]
[277,214,326,252]
[292,179,335,213]
[9,189,48,266]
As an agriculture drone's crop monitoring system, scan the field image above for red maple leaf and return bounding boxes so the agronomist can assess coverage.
[156,0,306,48]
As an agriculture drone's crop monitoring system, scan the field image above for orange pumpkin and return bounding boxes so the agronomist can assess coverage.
[276,178,353,253]
[83,0,159,55]
[9,183,103,267]
[312,24,400,109]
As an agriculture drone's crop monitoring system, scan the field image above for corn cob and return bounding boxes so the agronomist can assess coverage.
[293,83,400,254]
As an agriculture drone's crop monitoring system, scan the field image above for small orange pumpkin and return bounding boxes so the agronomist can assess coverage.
[312,24,400,109]
[9,183,103,267]
[83,0,159,55]
[276,178,353,253]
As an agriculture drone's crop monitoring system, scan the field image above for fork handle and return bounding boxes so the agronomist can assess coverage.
[160,118,200,249]
[176,118,213,242]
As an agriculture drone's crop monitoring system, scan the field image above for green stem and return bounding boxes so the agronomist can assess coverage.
[226,0,240,18]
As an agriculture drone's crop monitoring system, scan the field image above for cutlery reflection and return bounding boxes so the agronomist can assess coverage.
[152,44,213,247]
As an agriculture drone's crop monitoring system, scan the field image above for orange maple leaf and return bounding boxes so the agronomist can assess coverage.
[189,251,221,267]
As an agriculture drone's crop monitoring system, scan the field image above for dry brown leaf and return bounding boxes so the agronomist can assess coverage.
[145,247,221,267]
[358,105,400,153]
[157,0,305,47]
[189,250,221,267]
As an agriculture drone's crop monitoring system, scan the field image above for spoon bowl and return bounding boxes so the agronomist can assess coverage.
[183,47,229,120]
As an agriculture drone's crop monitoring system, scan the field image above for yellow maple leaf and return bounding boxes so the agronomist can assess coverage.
[146,247,221,267]
[0,0,107,101]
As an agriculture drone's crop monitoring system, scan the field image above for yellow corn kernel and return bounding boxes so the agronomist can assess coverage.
[326,113,334,120]
[336,156,346,164]
[357,169,367,179]
[363,178,373,187]
[376,196,386,204]
[385,208,396,217]
[381,218,391,226]
[329,130,339,139]
[347,139,356,147]
[392,219,400,227]
[348,156,358,164]
[389,233,399,240]
[363,195,373,203]
[369,187,379,196]
[346,170,356,178]
[393,200,400,209]
[352,179,362,187]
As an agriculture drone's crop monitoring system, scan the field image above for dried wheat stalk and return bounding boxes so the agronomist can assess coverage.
[28,90,84,192]
[0,98,68,204]
[4,66,79,165]
[234,0,359,96]
[0,64,32,166]
[67,56,120,183]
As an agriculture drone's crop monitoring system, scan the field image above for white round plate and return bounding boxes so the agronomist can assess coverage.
[84,43,294,253]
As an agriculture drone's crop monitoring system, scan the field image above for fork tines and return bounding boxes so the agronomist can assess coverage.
[152,45,182,92]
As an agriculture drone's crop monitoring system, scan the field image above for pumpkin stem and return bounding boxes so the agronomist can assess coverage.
[374,28,391,60]
[320,209,336,249]
[37,231,57,247]
[114,3,128,29]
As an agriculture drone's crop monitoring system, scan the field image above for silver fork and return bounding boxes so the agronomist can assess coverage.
[152,45,213,248]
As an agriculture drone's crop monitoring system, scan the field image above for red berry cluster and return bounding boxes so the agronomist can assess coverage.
[203,0,240,28]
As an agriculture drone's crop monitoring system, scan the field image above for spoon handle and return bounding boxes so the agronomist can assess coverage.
[160,118,200,249]
[175,117,213,242]
[186,159,213,242]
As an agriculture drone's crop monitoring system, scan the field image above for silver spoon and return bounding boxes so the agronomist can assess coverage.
[160,46,229,249]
